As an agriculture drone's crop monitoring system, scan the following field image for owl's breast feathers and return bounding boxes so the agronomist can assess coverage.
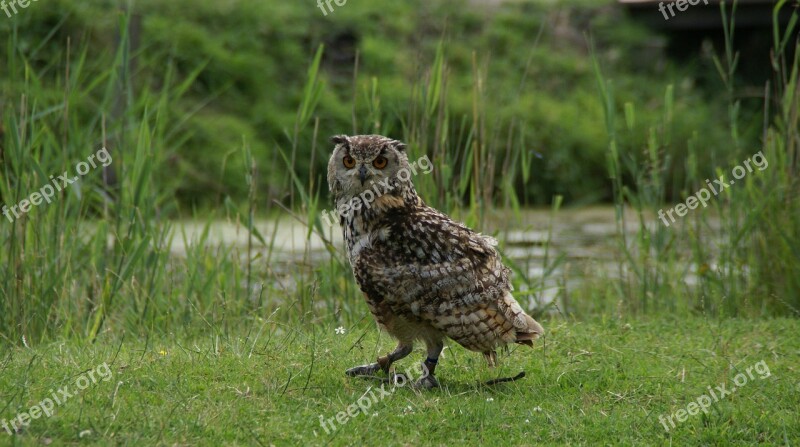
[349,199,542,352]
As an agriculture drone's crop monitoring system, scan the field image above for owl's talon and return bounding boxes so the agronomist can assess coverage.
[345,362,382,377]
[414,374,439,390]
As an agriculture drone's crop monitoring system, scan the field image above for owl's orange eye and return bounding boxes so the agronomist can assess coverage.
[373,156,388,169]
[343,156,356,169]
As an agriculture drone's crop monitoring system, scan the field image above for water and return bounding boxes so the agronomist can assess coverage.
[167,207,636,310]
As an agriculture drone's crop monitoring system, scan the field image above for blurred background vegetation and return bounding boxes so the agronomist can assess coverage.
[0,0,797,342]
[1,0,761,207]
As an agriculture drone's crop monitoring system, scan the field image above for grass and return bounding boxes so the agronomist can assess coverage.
[582,1,800,318]
[1,316,798,445]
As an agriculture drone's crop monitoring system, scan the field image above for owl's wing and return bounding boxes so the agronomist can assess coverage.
[354,206,505,301]
[353,206,530,347]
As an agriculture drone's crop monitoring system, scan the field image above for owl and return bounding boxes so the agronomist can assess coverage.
[327,134,544,388]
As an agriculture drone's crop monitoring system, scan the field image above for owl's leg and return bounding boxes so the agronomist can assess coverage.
[345,343,412,377]
[415,340,443,389]
[483,350,497,367]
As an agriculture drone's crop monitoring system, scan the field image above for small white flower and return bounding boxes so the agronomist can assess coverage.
[525,419,530,423]
[533,406,542,412]
[486,397,494,402]
[372,412,378,417]
[335,326,346,335]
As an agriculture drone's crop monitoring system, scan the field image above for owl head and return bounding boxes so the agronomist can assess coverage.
[327,135,415,204]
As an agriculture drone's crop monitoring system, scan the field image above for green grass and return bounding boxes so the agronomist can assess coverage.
[1,316,798,445]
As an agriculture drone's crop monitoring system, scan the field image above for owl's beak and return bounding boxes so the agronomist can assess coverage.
[358,165,368,185]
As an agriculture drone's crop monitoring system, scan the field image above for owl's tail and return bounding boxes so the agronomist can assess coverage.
[500,292,544,347]
[515,314,544,347]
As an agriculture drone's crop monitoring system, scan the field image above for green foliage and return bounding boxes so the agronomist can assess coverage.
[575,2,800,317]
[0,0,797,346]
[1,0,748,208]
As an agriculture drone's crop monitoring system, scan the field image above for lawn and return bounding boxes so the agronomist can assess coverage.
[2,317,797,446]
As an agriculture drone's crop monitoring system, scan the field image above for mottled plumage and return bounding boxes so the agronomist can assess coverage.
[327,134,543,387]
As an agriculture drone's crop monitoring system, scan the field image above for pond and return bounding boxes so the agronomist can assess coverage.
[165,206,655,310]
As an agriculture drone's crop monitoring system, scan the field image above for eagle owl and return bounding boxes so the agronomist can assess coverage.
[327,134,544,388]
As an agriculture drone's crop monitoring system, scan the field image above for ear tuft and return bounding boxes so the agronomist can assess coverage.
[392,140,407,152]
[330,135,350,147]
